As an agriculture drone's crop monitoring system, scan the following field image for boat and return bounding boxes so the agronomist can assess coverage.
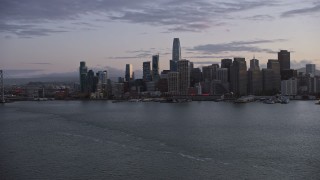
[316,100,320,105]
[280,97,290,104]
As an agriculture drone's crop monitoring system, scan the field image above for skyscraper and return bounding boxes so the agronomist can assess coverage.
[250,58,259,70]
[143,61,152,81]
[178,59,191,95]
[125,64,133,82]
[248,58,262,95]
[267,59,281,92]
[221,59,232,83]
[170,38,181,72]
[306,64,316,76]
[152,55,160,81]
[278,50,290,71]
[230,58,247,96]
[0,69,4,103]
[167,72,180,95]
[172,38,181,62]
[79,61,88,93]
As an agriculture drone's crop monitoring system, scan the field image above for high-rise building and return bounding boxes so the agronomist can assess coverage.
[267,59,281,92]
[172,38,181,62]
[167,72,179,95]
[278,50,290,71]
[221,59,232,83]
[170,38,181,72]
[178,59,191,95]
[152,55,160,81]
[216,68,228,83]
[250,58,260,70]
[79,61,88,93]
[262,69,274,95]
[202,64,219,82]
[143,61,152,81]
[306,64,316,76]
[230,58,247,96]
[190,68,202,87]
[87,70,97,93]
[125,64,133,82]
[281,78,297,96]
[281,69,297,80]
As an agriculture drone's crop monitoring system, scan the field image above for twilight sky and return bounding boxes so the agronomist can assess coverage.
[0,0,319,78]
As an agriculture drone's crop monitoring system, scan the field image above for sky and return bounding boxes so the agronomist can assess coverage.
[0,0,319,79]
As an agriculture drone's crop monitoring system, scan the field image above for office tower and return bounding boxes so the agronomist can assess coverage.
[97,71,107,85]
[190,68,202,87]
[230,58,247,96]
[177,59,191,95]
[262,69,274,94]
[167,72,180,94]
[125,64,133,82]
[281,78,297,96]
[221,59,232,82]
[216,68,228,83]
[170,38,181,72]
[202,64,219,82]
[143,61,152,81]
[250,58,260,70]
[152,55,160,81]
[247,58,262,95]
[87,70,96,93]
[306,64,316,76]
[278,50,290,71]
[79,61,88,93]
[267,59,281,92]
[172,38,181,62]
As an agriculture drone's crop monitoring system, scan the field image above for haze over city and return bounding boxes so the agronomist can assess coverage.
[0,0,319,78]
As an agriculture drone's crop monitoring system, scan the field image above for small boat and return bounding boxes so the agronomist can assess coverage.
[316,100,320,105]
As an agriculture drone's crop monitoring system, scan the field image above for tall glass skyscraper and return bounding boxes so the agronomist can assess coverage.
[278,50,290,71]
[170,38,181,72]
[125,64,133,82]
[79,61,88,93]
[152,55,160,81]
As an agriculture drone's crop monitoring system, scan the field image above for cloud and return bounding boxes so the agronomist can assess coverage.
[0,0,278,36]
[281,3,320,17]
[25,62,52,65]
[245,15,275,21]
[189,39,286,54]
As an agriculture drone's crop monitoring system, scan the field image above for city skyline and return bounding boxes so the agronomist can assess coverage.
[1,0,320,78]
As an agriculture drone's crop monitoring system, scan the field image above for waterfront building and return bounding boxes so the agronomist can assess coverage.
[178,59,191,95]
[167,72,179,95]
[281,78,297,96]
[267,59,281,92]
[125,64,133,82]
[152,55,160,81]
[79,61,88,93]
[262,68,274,95]
[143,61,152,81]
[230,58,247,96]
